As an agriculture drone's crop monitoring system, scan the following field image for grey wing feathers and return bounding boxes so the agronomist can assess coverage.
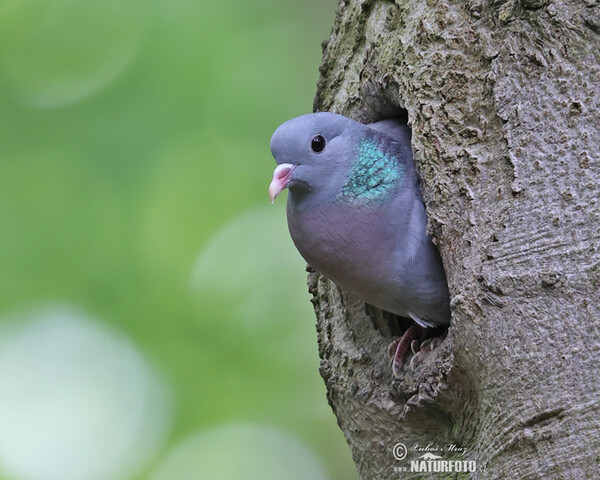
[368,118,411,148]
[408,312,439,329]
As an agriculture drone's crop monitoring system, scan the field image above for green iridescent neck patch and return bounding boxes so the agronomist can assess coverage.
[340,138,403,202]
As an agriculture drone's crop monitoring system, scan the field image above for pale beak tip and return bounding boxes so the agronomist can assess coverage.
[268,184,279,203]
[268,163,295,204]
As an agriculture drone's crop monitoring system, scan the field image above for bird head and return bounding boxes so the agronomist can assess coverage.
[268,112,361,204]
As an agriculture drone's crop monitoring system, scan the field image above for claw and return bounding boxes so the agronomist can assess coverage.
[409,353,417,372]
[387,338,400,359]
[392,356,403,378]
[410,339,421,355]
[409,351,425,372]
[420,338,432,352]
[409,335,446,371]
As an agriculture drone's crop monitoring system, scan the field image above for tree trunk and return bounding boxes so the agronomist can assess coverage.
[311,0,600,478]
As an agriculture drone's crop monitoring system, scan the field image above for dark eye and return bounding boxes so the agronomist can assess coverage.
[311,135,326,153]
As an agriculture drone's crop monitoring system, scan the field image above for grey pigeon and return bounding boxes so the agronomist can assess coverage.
[268,112,450,376]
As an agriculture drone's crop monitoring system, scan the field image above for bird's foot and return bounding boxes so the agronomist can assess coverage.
[388,327,447,377]
[388,324,423,378]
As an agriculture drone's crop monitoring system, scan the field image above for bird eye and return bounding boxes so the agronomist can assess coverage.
[311,135,326,153]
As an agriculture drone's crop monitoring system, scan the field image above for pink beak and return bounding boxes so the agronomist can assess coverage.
[268,163,296,203]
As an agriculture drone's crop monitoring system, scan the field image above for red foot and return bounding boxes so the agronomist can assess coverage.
[391,324,422,378]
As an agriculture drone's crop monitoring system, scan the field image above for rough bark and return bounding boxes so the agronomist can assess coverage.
[310,0,600,478]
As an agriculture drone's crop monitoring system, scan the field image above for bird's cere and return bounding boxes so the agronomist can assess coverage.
[269,163,296,203]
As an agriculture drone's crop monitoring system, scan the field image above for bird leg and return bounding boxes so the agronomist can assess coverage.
[389,323,423,378]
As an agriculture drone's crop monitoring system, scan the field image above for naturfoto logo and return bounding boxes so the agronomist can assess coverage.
[392,443,478,474]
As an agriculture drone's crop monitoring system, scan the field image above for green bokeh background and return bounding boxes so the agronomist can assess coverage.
[0,0,359,479]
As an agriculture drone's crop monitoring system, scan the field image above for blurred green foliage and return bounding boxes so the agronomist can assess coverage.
[0,0,359,479]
